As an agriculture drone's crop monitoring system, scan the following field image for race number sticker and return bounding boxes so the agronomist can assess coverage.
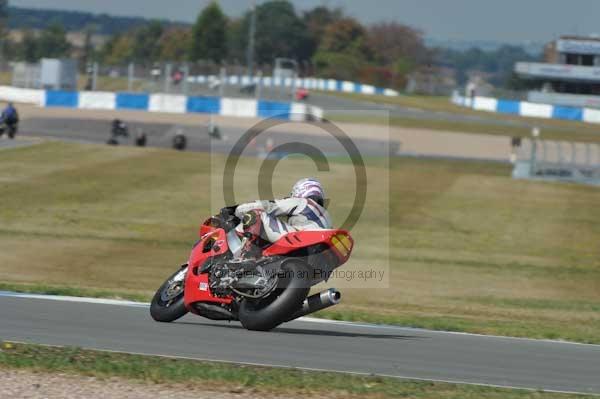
[199,282,208,291]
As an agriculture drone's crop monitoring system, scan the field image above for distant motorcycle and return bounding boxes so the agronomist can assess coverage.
[150,206,353,331]
[0,121,18,139]
[111,119,129,138]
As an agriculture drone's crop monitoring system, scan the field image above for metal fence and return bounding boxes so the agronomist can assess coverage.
[10,60,400,101]
[512,138,600,186]
[13,61,300,102]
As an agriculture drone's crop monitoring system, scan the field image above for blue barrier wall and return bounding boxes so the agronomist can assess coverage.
[186,96,221,114]
[497,100,520,115]
[199,75,399,96]
[116,93,150,110]
[257,100,291,119]
[451,93,600,124]
[552,106,583,121]
[45,90,79,108]
[40,90,315,121]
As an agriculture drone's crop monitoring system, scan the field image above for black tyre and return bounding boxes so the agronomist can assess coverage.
[150,267,189,322]
[7,125,16,139]
[238,261,310,331]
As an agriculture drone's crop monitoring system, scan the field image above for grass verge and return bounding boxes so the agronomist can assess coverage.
[329,113,600,144]
[322,91,600,143]
[0,281,149,302]
[0,341,592,398]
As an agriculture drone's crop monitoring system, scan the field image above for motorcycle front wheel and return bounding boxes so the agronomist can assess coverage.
[150,266,189,322]
[7,125,16,139]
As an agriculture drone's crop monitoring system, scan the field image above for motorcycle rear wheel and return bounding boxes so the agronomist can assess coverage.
[150,267,189,322]
[238,261,310,331]
[7,125,16,139]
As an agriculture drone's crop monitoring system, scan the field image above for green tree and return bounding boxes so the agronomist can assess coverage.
[313,51,365,81]
[189,1,227,63]
[368,22,429,67]
[226,17,245,62]
[159,28,191,61]
[0,0,7,34]
[235,1,313,64]
[132,21,163,65]
[19,30,38,62]
[80,25,98,69]
[318,18,371,57]
[101,33,134,65]
[313,18,373,79]
[36,24,72,59]
[0,0,10,61]
[302,6,343,48]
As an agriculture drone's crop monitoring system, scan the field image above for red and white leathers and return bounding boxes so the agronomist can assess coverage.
[234,197,332,243]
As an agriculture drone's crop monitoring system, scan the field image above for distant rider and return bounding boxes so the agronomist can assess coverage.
[0,103,19,139]
[233,178,332,248]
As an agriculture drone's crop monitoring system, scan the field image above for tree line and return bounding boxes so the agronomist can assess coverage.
[99,1,433,89]
[0,1,540,90]
[6,5,178,35]
[0,1,431,89]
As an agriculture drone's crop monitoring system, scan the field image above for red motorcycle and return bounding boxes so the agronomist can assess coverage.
[150,207,353,331]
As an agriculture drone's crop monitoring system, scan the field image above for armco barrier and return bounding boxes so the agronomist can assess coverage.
[220,98,257,117]
[496,99,520,115]
[520,102,552,119]
[0,86,44,104]
[0,86,320,121]
[186,96,220,114]
[116,93,150,110]
[189,75,400,97]
[79,91,116,110]
[149,94,186,114]
[552,106,583,121]
[451,92,596,123]
[45,90,79,108]
[257,100,291,119]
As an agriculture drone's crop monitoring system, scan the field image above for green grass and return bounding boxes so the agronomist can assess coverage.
[0,341,592,398]
[323,91,600,144]
[0,281,149,302]
[320,91,475,114]
[1,141,600,343]
[330,113,600,144]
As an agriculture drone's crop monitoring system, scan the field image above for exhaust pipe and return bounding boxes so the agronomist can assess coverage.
[286,288,341,322]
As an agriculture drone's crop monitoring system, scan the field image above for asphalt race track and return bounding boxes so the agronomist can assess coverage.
[1,293,599,395]
[18,117,399,157]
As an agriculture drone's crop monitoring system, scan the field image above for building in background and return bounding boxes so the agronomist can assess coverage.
[515,36,600,108]
[12,58,78,90]
[405,66,457,96]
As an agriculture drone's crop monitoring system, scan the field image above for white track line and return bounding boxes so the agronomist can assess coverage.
[2,290,600,348]
[0,291,147,307]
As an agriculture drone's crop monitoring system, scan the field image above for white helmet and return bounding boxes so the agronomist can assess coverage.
[291,178,325,203]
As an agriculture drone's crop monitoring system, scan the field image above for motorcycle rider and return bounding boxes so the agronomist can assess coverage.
[233,178,332,247]
[0,102,19,139]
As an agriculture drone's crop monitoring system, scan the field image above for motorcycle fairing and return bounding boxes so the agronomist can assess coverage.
[184,225,353,312]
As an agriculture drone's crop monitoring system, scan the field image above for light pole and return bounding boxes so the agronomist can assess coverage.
[530,127,540,176]
[0,1,6,72]
[246,0,257,78]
